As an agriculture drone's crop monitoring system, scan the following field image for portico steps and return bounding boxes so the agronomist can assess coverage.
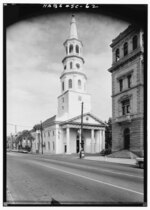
[107,149,139,159]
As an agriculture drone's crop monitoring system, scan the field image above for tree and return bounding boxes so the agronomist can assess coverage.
[33,124,42,132]
[105,117,112,151]
[16,130,35,151]
[33,123,42,154]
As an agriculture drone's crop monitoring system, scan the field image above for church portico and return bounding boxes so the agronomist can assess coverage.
[60,121,105,154]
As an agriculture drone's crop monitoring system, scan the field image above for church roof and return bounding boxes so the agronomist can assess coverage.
[69,14,78,39]
[42,115,56,128]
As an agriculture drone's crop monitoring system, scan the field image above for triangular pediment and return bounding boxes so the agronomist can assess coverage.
[61,113,106,126]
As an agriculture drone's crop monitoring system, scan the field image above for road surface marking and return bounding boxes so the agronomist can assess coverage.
[32,157,143,179]
[31,160,143,196]
[8,153,143,179]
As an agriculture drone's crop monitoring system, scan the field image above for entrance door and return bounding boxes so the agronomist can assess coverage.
[124,128,130,149]
[76,140,79,153]
[64,145,67,153]
[76,134,80,153]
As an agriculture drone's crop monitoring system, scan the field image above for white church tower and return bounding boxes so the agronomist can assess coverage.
[57,15,91,121]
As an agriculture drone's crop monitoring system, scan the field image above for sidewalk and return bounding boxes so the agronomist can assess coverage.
[84,156,136,165]
[36,153,137,165]
[11,150,137,165]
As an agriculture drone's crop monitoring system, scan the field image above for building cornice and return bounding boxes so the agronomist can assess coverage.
[61,122,104,130]
[62,55,85,64]
[111,83,144,98]
[63,38,83,46]
[57,90,90,99]
[108,49,143,73]
[116,70,134,81]
[110,25,139,48]
[60,71,87,80]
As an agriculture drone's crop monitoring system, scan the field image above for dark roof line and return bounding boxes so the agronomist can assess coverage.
[42,115,56,127]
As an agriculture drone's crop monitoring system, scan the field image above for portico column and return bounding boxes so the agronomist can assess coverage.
[100,130,103,152]
[102,129,105,150]
[95,130,100,153]
[66,127,70,154]
[91,129,94,153]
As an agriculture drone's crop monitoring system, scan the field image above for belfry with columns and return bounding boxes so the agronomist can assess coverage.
[32,15,106,154]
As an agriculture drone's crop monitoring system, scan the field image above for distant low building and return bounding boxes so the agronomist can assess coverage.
[108,25,144,156]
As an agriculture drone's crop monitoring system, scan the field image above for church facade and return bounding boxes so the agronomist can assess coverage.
[32,15,106,154]
[108,25,144,156]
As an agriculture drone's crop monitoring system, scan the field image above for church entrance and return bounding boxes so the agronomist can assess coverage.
[76,134,80,153]
[124,128,130,149]
[76,133,85,153]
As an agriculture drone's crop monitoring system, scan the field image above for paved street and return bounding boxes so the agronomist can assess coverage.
[6,152,144,205]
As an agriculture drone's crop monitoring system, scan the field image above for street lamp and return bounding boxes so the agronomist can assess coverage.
[81,102,84,151]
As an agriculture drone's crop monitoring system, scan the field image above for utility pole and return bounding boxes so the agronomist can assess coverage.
[40,121,43,155]
[81,102,84,151]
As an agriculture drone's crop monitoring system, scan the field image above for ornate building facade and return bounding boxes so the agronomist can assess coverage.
[32,15,106,154]
[108,25,144,156]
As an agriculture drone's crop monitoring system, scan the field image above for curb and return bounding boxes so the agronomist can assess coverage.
[84,156,136,165]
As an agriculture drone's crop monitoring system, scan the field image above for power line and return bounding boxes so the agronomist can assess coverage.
[7,123,33,128]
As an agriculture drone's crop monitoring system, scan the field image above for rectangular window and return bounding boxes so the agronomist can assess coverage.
[122,99,130,115]
[119,79,123,92]
[53,131,55,136]
[127,75,131,88]
[53,142,55,151]
[48,142,50,150]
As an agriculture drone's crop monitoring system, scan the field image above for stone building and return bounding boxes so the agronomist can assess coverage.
[32,15,106,154]
[108,25,144,156]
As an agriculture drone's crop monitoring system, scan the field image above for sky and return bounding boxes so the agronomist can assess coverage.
[7,11,129,135]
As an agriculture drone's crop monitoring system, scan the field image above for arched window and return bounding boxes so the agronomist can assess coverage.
[66,46,68,54]
[64,65,66,70]
[76,45,79,54]
[68,79,72,89]
[69,44,73,53]
[78,79,81,89]
[70,62,73,69]
[62,82,64,91]
[133,35,138,50]
[76,63,80,69]
[123,42,128,56]
[115,48,120,62]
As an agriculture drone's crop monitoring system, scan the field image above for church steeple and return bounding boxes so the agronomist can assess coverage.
[60,15,86,93]
[57,15,91,119]
[69,15,78,39]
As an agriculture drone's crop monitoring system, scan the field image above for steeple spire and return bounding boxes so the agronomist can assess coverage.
[69,15,78,39]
